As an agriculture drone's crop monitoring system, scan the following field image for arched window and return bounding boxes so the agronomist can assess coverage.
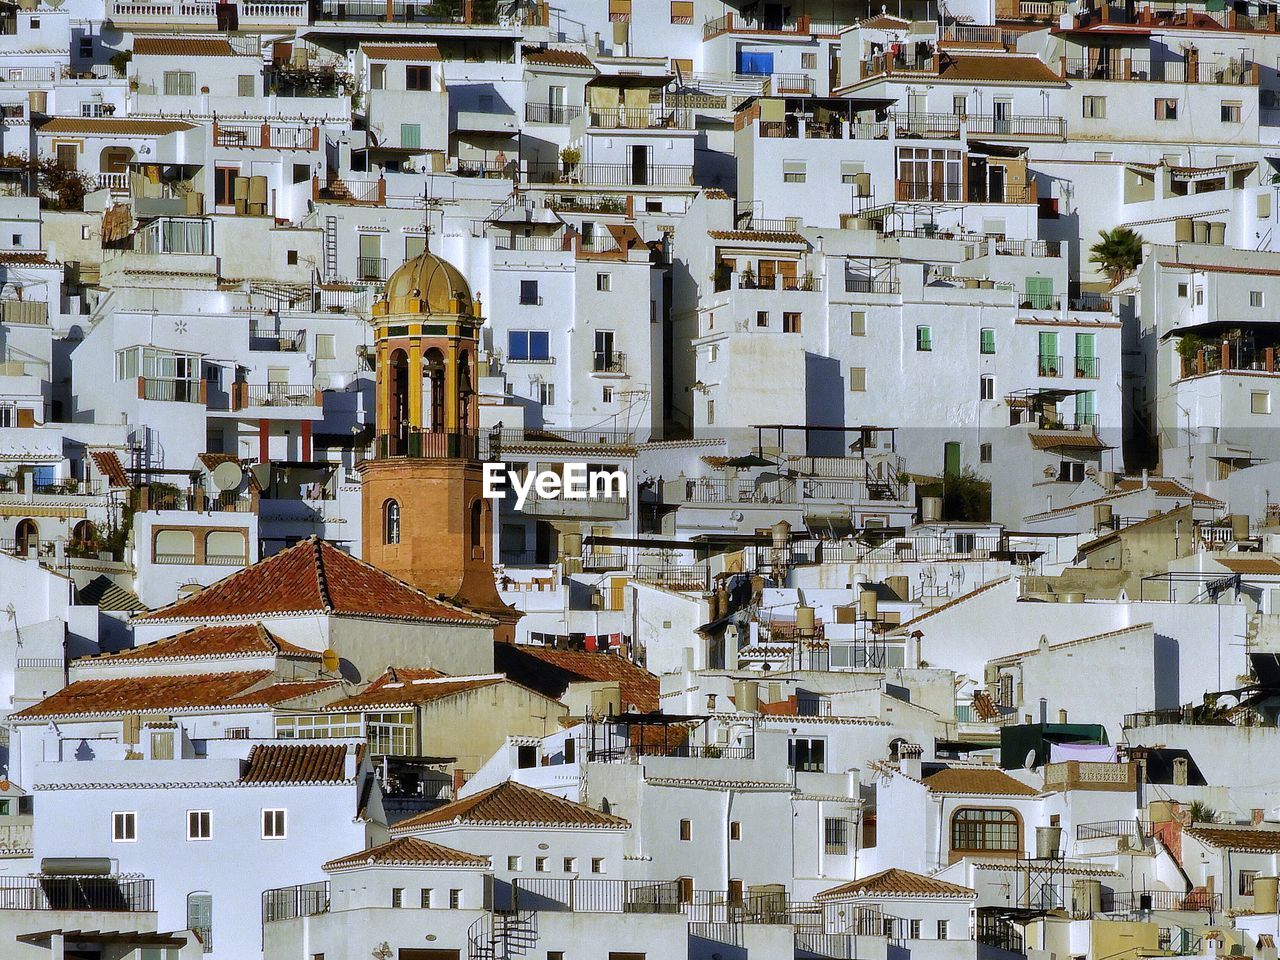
[186,892,212,951]
[469,499,483,558]
[458,350,473,434]
[424,349,445,432]
[388,349,409,452]
[14,519,38,555]
[384,499,401,545]
[950,808,1020,853]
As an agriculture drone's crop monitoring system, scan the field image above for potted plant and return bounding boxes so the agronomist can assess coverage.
[559,146,581,180]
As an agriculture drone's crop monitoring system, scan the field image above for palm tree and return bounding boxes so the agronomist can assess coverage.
[1186,800,1218,824]
[1090,227,1144,285]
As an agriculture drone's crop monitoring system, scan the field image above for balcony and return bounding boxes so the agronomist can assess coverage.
[248,325,306,352]
[357,256,387,281]
[1037,354,1064,377]
[966,113,1067,138]
[587,105,693,130]
[456,158,517,179]
[895,179,963,202]
[262,881,329,924]
[138,377,204,403]
[591,351,626,374]
[513,878,681,914]
[0,66,59,84]
[213,121,318,150]
[1108,890,1221,914]
[893,112,961,138]
[525,102,583,124]
[1071,293,1112,313]
[378,429,480,459]
[482,427,636,456]
[0,876,154,912]
[313,175,384,205]
[1042,760,1137,791]
[316,0,545,24]
[702,11,844,40]
[1076,819,1155,841]
[236,384,320,410]
[133,218,213,256]
[525,161,693,188]
[1075,356,1099,378]
[994,238,1062,257]
[1062,56,1257,85]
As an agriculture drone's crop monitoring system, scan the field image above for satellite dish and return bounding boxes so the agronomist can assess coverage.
[321,649,340,673]
[1025,749,1039,771]
[250,463,272,490]
[210,461,244,492]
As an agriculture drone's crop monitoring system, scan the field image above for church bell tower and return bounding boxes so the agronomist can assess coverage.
[359,249,519,639]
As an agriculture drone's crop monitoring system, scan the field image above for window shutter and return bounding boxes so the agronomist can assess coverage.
[849,367,866,392]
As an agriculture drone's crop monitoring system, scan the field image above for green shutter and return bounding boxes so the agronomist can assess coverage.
[1025,276,1054,309]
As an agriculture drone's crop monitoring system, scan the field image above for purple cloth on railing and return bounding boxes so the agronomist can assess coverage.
[1049,742,1118,763]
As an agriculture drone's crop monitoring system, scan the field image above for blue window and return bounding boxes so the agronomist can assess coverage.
[508,331,549,361]
[737,50,774,75]
[33,466,56,487]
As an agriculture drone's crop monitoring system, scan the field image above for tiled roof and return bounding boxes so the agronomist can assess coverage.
[90,451,129,487]
[132,37,238,57]
[1185,827,1280,853]
[494,643,659,712]
[1214,557,1280,575]
[77,575,146,613]
[134,537,492,625]
[922,767,1039,796]
[523,47,594,68]
[816,868,975,900]
[225,679,342,706]
[0,251,58,266]
[81,624,320,664]
[937,53,1065,85]
[324,667,504,710]
[1113,477,1210,499]
[708,230,807,243]
[11,670,272,719]
[860,13,911,27]
[394,780,629,832]
[1028,432,1110,451]
[240,743,351,784]
[992,623,1152,663]
[324,836,489,871]
[898,576,1011,630]
[361,43,442,61]
[38,117,196,136]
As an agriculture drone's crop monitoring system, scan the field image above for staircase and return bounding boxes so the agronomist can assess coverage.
[467,910,538,959]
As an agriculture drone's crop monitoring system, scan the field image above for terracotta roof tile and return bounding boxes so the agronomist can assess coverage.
[523,47,595,68]
[77,575,146,613]
[11,670,272,720]
[898,576,1011,629]
[0,251,58,266]
[859,13,911,27]
[708,230,806,243]
[240,743,351,784]
[38,117,196,136]
[1028,432,1110,451]
[923,767,1039,796]
[132,37,239,57]
[1186,827,1280,853]
[494,644,659,712]
[816,868,975,900]
[81,624,320,665]
[134,537,492,625]
[324,836,489,871]
[324,668,505,710]
[90,451,129,487]
[225,678,343,706]
[937,53,1065,84]
[1214,557,1280,575]
[393,780,629,832]
[361,43,442,61]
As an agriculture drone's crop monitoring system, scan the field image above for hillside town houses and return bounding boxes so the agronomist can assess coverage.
[2,0,1280,959]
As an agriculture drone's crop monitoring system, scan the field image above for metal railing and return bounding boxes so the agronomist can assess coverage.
[483,427,635,452]
[994,238,1061,257]
[513,879,682,914]
[1124,706,1232,728]
[525,102,583,124]
[140,378,203,403]
[249,326,306,352]
[587,106,693,130]
[525,161,693,188]
[845,276,901,294]
[1077,819,1155,841]
[214,123,315,149]
[896,179,963,202]
[1071,293,1112,312]
[591,351,626,374]
[243,384,317,407]
[0,876,153,912]
[1074,356,1099,378]
[769,73,814,94]
[634,564,712,590]
[262,881,329,924]
[494,234,568,252]
[379,430,480,459]
[1037,354,1064,377]
[1110,890,1220,913]
[357,256,387,280]
[966,114,1066,138]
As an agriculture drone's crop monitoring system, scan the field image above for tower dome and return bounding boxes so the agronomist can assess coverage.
[378,249,475,318]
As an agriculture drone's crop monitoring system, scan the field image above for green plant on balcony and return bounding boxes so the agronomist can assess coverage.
[559,146,581,173]
[1089,226,1143,285]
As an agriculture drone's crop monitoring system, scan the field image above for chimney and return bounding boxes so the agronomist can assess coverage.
[452,768,467,794]
[1252,808,1266,826]
[1142,469,1149,489]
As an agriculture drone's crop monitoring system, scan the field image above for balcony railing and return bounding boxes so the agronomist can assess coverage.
[525,102,583,124]
[1077,819,1155,841]
[248,325,306,352]
[139,377,203,403]
[378,430,480,459]
[1023,292,1060,309]
[1109,890,1221,914]
[592,351,626,374]
[262,881,329,924]
[846,276,901,294]
[994,238,1061,257]
[1075,356,1099,378]
[966,114,1067,138]
[587,106,693,130]
[1038,354,1064,377]
[769,73,814,94]
[213,122,318,150]
[513,879,682,914]
[0,876,154,912]
[1063,56,1256,85]
[525,161,693,188]
[357,256,387,280]
[1071,293,1112,312]
[241,384,319,408]
[456,158,517,179]
[896,180,963,202]
[317,0,545,21]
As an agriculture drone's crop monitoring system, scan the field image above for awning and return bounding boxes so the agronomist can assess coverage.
[18,930,189,948]
[803,510,856,538]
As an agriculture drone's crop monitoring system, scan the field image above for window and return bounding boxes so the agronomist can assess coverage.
[449,889,462,909]
[980,328,996,354]
[783,160,806,183]
[508,330,550,361]
[400,123,421,149]
[383,499,400,544]
[980,442,992,463]
[980,375,995,400]
[187,893,212,954]
[1177,282,1189,298]
[1221,100,1242,123]
[1155,98,1178,120]
[1082,95,1106,118]
[824,817,848,854]
[602,385,614,402]
[520,279,540,305]
[706,399,714,424]
[1196,287,1204,305]
[79,36,93,58]
[596,272,612,291]
[1251,290,1264,307]
[420,888,432,908]
[1094,151,1112,162]
[539,382,555,406]
[315,334,336,360]
[1260,194,1272,219]
[680,819,692,841]
[849,367,866,392]
[262,808,287,839]
[911,920,922,939]
[938,920,950,940]
[391,887,403,908]
[783,312,802,333]
[591,858,606,873]
[56,143,78,171]
[850,311,866,336]
[112,811,136,842]
[214,166,236,206]
[150,729,174,759]
[788,737,825,772]
[406,64,432,90]
[730,821,741,841]
[801,52,817,69]
[1240,870,1259,896]
[164,70,195,96]
[187,810,211,841]
[756,310,769,327]
[951,808,1019,852]
[1059,460,1085,483]
[237,74,255,97]
[1252,391,1271,414]
[670,0,693,22]
[916,326,932,351]
[841,161,865,184]
[535,857,549,872]
[563,857,577,872]
[508,856,522,871]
